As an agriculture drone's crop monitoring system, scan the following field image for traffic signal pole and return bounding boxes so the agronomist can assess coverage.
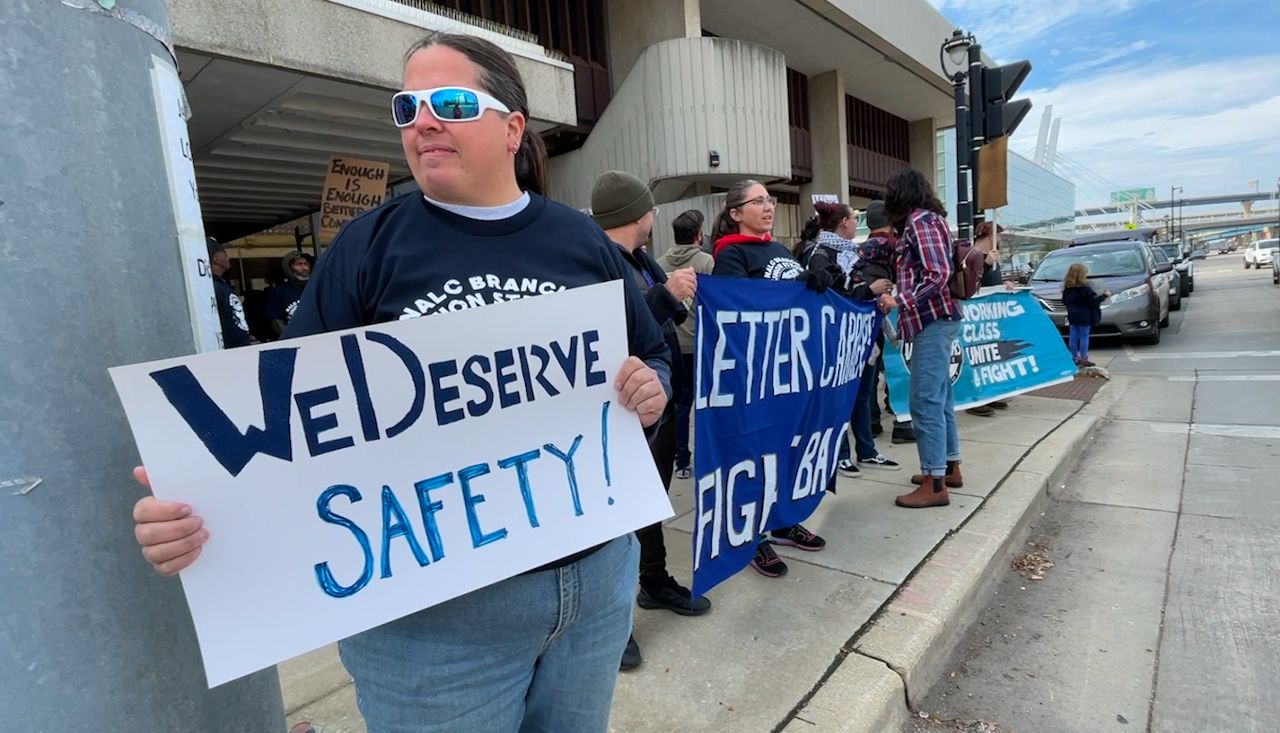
[0,1,284,729]
[967,42,986,236]
[953,76,974,243]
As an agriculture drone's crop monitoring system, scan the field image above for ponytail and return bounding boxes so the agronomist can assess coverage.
[798,214,821,245]
[515,127,548,196]
[711,179,762,243]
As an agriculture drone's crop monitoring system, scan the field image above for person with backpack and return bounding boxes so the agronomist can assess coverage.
[803,201,899,477]
[656,209,716,481]
[877,169,964,509]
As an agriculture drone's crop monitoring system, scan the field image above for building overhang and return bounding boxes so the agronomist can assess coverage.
[701,0,957,122]
[167,0,576,239]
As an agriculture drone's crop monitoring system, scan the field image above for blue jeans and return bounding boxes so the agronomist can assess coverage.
[838,357,881,463]
[338,535,638,733]
[1068,324,1091,360]
[908,318,961,477]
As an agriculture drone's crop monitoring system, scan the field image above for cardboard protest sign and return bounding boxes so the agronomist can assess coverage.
[319,156,390,243]
[110,281,672,687]
[883,290,1077,419]
[691,276,880,596]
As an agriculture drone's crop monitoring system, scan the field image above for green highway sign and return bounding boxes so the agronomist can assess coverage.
[1111,188,1156,204]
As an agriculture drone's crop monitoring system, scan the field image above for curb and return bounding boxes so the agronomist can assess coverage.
[781,405,1103,731]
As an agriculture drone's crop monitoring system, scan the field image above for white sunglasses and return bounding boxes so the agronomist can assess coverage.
[391,86,511,127]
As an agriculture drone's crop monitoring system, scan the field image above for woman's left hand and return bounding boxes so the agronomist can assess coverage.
[615,356,667,427]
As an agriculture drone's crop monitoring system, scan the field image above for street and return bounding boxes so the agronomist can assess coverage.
[905,254,1280,733]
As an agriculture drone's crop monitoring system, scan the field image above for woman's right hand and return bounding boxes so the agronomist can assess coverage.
[869,278,892,296]
[132,467,208,576]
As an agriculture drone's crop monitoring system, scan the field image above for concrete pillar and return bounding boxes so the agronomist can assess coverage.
[606,0,700,93]
[1,0,285,728]
[799,70,850,206]
[909,117,939,189]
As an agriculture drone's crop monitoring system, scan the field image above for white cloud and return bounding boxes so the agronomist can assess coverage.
[927,0,1146,56]
[1059,40,1155,75]
[1012,54,1280,200]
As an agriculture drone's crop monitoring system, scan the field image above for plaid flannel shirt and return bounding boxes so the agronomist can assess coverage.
[894,209,957,341]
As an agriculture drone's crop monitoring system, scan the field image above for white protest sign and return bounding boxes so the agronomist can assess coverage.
[149,56,221,353]
[110,281,672,687]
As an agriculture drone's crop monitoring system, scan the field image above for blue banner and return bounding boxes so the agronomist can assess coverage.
[691,276,880,597]
[883,290,1077,419]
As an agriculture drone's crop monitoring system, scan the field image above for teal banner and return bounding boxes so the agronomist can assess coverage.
[883,290,1077,419]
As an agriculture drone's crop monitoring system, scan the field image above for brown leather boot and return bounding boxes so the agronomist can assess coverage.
[896,475,950,508]
[910,460,963,488]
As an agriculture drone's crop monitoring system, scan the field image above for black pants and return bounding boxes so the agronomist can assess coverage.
[636,411,676,585]
[673,352,695,469]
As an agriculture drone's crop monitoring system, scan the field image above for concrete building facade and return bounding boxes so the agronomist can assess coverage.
[167,0,960,264]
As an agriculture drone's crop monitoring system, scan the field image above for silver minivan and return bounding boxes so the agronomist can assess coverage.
[1030,240,1174,345]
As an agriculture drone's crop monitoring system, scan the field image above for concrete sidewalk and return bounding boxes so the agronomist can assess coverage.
[280,391,1103,733]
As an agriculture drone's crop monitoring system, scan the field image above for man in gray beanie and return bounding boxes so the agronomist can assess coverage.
[590,170,708,672]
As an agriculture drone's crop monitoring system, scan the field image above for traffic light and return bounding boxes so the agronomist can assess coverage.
[981,61,1032,140]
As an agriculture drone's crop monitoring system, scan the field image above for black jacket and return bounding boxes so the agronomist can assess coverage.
[1062,284,1105,326]
[615,243,687,407]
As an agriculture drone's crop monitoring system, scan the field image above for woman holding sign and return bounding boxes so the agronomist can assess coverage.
[130,33,671,733]
[710,180,832,578]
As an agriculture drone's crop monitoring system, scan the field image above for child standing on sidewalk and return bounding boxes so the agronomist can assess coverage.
[1062,263,1109,367]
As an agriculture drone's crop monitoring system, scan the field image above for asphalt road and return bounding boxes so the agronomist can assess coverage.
[904,253,1280,733]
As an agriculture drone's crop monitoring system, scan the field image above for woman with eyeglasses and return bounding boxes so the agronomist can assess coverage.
[709,179,833,578]
[128,33,671,732]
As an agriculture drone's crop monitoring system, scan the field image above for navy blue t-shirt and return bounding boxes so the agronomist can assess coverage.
[284,192,670,388]
[267,280,306,324]
[282,193,672,569]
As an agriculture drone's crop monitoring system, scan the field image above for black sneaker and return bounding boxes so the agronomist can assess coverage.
[966,405,996,417]
[674,465,692,480]
[769,524,826,552]
[836,459,860,477]
[638,575,711,616]
[750,542,789,577]
[891,426,916,444]
[871,422,884,437]
[620,634,642,671]
[857,454,901,471]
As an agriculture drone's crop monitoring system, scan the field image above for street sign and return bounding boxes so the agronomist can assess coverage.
[1110,188,1156,204]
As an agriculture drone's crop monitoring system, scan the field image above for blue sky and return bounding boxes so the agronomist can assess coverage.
[928,0,1280,207]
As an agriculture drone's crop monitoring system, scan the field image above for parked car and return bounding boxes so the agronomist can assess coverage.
[1152,242,1194,295]
[1030,240,1173,345]
[1150,247,1182,311]
[1243,238,1278,269]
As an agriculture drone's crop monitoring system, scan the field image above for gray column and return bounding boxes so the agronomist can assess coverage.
[910,117,940,189]
[800,70,850,205]
[0,1,285,730]
[606,0,701,92]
